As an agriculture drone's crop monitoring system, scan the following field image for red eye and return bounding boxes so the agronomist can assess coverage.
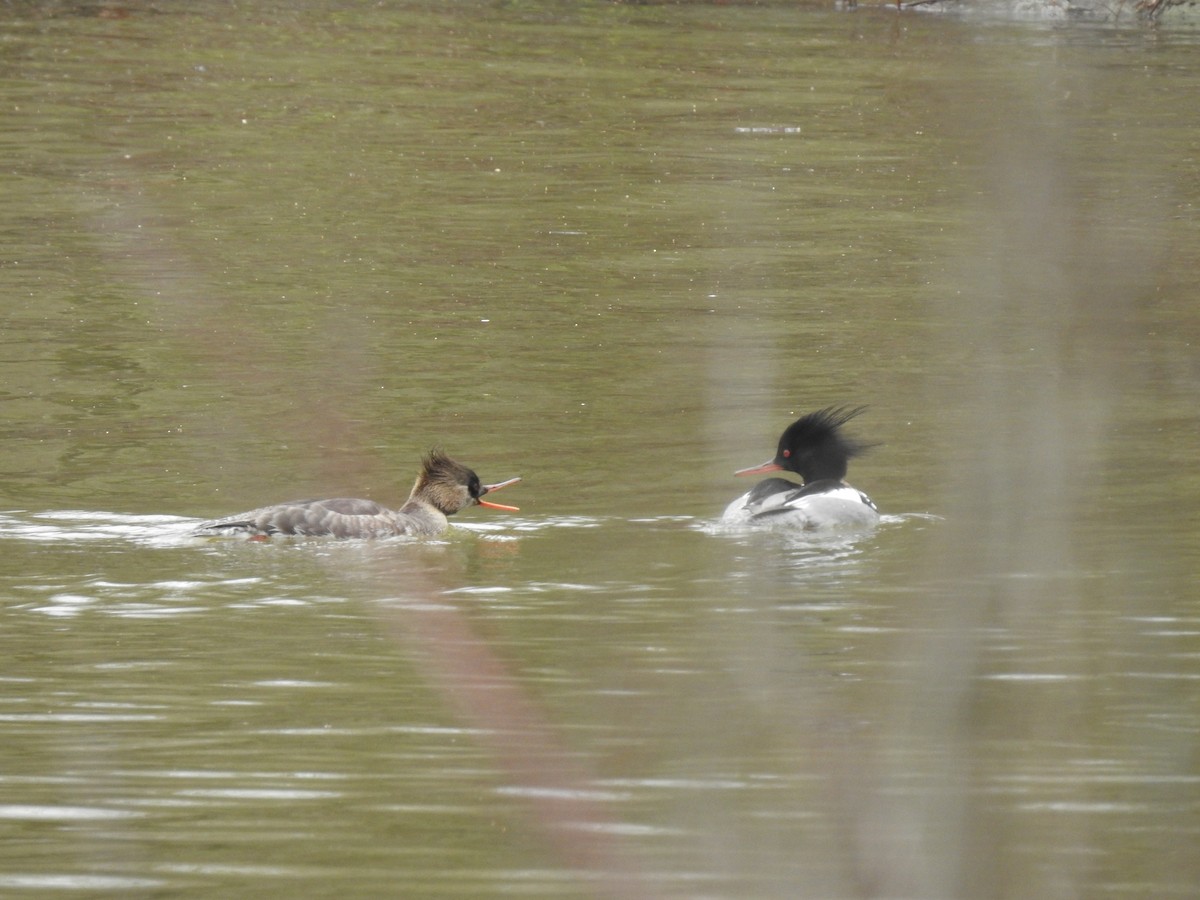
[782,449,791,458]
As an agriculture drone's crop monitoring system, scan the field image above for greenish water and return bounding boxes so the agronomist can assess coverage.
[1,2,1198,897]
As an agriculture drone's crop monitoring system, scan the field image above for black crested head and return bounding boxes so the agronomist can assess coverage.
[774,406,872,483]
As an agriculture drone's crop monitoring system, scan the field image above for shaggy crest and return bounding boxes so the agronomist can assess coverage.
[416,449,486,514]
[773,406,873,483]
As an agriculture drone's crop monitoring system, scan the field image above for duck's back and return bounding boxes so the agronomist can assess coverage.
[194,497,443,539]
[722,480,879,531]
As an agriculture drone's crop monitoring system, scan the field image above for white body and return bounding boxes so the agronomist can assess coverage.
[721,482,880,531]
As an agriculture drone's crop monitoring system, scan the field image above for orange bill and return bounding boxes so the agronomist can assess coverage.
[734,461,782,477]
[479,476,521,511]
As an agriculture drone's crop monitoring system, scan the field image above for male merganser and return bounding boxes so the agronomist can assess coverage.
[193,450,520,539]
[721,406,879,530]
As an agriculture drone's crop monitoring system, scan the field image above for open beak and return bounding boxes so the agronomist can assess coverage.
[478,476,521,511]
[734,460,783,477]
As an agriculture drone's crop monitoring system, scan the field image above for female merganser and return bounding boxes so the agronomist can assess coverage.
[721,406,879,530]
[193,450,520,539]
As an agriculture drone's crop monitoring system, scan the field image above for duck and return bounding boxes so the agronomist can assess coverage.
[192,450,520,539]
[721,406,879,530]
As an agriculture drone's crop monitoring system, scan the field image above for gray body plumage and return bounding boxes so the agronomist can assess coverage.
[193,496,449,538]
[192,451,518,540]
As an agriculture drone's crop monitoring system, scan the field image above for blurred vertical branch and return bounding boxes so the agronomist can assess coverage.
[857,62,1173,897]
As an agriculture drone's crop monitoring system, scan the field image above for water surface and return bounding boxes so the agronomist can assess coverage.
[1,2,1198,897]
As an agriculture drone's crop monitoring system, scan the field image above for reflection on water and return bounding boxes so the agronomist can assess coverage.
[1,1,1198,897]
[0,511,195,545]
[2,496,1192,895]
